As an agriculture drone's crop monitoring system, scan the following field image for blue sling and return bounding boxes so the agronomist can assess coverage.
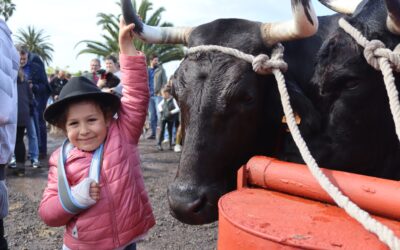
[57,139,104,214]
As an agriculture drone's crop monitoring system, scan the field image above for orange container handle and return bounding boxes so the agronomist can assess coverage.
[238,156,400,220]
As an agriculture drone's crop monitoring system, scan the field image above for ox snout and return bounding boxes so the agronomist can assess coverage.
[168,183,222,225]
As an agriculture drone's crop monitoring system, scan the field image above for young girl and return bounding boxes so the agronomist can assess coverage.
[38,18,155,250]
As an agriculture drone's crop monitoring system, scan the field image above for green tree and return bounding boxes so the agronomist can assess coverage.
[0,0,16,21]
[15,26,54,65]
[75,0,184,64]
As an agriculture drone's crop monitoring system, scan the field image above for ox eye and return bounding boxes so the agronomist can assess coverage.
[240,94,254,104]
[344,79,359,90]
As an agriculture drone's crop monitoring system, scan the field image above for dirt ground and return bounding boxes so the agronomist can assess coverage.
[4,132,218,250]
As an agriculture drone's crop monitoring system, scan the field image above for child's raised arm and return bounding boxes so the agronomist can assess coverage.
[119,17,137,56]
[117,17,149,144]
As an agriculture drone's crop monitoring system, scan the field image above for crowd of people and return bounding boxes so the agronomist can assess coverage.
[8,34,182,176]
[0,15,183,249]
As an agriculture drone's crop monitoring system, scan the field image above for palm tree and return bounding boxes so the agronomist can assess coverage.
[75,0,184,64]
[0,0,16,21]
[14,26,54,65]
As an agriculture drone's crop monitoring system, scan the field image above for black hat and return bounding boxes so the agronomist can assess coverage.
[44,76,121,126]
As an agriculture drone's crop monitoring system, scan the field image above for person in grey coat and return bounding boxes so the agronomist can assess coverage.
[0,18,19,249]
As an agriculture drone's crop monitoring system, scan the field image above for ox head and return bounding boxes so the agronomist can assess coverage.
[122,0,318,224]
[312,0,400,177]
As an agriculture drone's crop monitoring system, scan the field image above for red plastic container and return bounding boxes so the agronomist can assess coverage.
[217,156,400,249]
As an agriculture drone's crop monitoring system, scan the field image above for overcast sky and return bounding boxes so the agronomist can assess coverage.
[7,0,333,77]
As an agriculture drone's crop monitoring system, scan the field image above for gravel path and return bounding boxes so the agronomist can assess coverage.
[4,133,218,250]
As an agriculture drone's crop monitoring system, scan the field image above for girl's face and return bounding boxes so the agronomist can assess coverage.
[65,101,110,151]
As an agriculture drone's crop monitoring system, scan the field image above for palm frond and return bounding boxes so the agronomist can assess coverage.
[14,25,54,65]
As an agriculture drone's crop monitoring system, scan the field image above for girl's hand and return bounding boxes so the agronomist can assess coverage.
[119,17,138,56]
[89,182,100,201]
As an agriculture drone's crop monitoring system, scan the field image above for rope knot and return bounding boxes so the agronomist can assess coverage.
[252,44,288,75]
[252,54,272,74]
[364,40,400,72]
[364,40,386,70]
[388,44,400,72]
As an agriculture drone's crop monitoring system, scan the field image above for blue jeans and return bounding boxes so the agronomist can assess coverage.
[26,115,39,162]
[148,96,160,136]
[36,96,49,155]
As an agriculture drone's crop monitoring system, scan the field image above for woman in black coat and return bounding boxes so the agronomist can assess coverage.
[13,68,32,175]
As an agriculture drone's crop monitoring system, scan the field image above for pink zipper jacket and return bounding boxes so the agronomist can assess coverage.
[38,54,155,250]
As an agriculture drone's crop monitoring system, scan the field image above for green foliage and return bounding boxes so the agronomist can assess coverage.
[0,0,15,21]
[75,0,184,64]
[15,26,54,65]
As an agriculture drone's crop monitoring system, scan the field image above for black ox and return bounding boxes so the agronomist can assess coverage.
[122,0,400,225]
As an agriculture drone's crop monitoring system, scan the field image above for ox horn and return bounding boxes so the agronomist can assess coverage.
[385,0,400,35]
[121,0,193,44]
[261,0,319,45]
[318,0,363,14]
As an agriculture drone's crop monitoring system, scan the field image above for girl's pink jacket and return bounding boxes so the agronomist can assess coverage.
[38,54,155,250]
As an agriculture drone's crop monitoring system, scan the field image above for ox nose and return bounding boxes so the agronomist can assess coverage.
[167,183,218,225]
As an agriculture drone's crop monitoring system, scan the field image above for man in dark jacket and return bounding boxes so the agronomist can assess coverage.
[17,45,51,159]
[49,70,68,100]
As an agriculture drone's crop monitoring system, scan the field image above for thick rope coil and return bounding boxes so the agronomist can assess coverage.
[186,40,400,249]
[339,17,400,147]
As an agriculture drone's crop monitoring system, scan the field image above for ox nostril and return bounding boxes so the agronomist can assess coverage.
[167,184,218,224]
[189,195,207,214]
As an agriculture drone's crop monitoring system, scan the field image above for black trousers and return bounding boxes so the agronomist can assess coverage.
[14,126,26,163]
[158,119,174,148]
[0,219,7,250]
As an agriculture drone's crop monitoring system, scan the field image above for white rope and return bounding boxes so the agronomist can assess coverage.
[186,44,288,75]
[273,66,400,250]
[339,18,400,143]
[187,42,400,249]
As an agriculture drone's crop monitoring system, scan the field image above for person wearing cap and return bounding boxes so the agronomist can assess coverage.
[0,17,19,250]
[17,44,51,160]
[38,17,155,250]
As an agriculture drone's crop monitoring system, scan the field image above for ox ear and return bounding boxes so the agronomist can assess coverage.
[318,0,362,14]
[385,0,400,35]
[120,0,193,44]
[261,0,319,45]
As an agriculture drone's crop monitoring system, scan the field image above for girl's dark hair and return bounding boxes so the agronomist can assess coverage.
[55,96,115,130]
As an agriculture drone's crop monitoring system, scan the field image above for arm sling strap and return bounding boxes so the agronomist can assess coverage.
[57,139,104,214]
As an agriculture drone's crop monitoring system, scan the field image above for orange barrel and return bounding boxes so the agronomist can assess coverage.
[243,156,400,220]
[218,156,400,250]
